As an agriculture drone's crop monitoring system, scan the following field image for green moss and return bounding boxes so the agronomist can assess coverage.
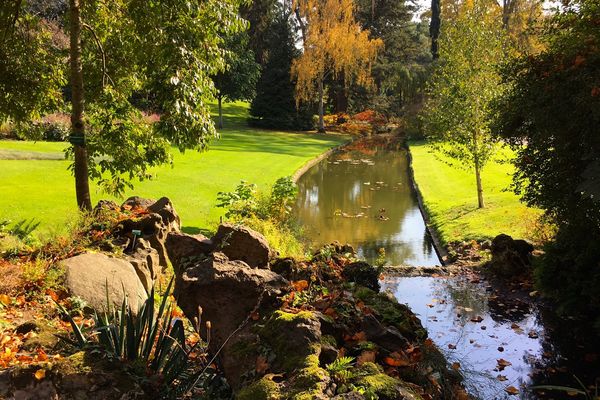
[230,339,259,358]
[237,376,281,400]
[358,374,399,397]
[287,353,329,399]
[321,334,337,348]
[273,310,315,322]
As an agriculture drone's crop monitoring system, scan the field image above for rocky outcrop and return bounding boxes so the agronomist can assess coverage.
[61,252,147,313]
[165,232,213,270]
[212,223,271,268]
[173,251,288,353]
[485,234,534,278]
[125,238,160,293]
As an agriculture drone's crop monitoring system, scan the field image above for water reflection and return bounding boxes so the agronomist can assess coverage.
[295,147,440,266]
[382,276,544,400]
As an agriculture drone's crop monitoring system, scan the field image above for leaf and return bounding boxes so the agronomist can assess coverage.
[470,316,483,323]
[352,331,367,342]
[34,369,46,380]
[505,386,519,395]
[452,362,460,371]
[497,375,508,381]
[292,280,309,292]
[357,350,376,365]
[448,344,457,350]
[497,358,512,371]
[384,352,411,367]
[256,355,269,374]
[0,295,10,306]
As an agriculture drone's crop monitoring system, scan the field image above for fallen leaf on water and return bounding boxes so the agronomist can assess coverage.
[464,307,474,312]
[34,369,46,380]
[452,362,460,371]
[498,346,505,352]
[470,316,483,323]
[497,359,512,371]
[528,331,539,339]
[505,386,519,395]
[497,375,508,381]
[448,344,456,350]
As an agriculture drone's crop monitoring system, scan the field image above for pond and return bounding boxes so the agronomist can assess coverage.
[295,139,599,400]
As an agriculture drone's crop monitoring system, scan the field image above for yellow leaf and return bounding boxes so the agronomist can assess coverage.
[34,369,46,380]
[505,386,519,395]
[0,294,10,306]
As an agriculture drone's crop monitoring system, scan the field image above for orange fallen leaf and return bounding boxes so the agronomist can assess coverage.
[497,358,512,371]
[497,375,508,381]
[423,338,434,347]
[34,369,46,380]
[352,331,367,342]
[250,311,260,321]
[505,386,519,395]
[255,355,269,374]
[0,294,10,306]
[470,316,483,323]
[292,280,309,292]
[448,344,456,350]
[452,362,460,371]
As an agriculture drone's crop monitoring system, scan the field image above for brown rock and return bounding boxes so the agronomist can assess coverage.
[212,223,271,268]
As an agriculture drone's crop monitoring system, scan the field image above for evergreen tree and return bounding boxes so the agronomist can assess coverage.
[249,12,313,130]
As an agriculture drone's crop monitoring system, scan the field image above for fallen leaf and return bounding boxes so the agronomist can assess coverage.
[497,359,512,371]
[352,331,367,342]
[256,356,269,374]
[0,295,10,306]
[448,344,457,350]
[497,375,508,381]
[34,369,46,380]
[250,311,260,321]
[452,362,460,371]
[470,316,483,323]
[357,350,377,365]
[292,280,309,292]
[505,386,519,395]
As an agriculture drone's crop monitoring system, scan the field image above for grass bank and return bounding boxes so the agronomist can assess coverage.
[409,141,540,245]
[0,102,348,235]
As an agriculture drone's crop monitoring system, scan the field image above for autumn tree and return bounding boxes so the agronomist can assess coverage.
[0,0,245,210]
[422,1,507,208]
[292,0,382,133]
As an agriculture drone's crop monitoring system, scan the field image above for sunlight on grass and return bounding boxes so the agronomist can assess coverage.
[0,102,348,234]
[409,141,540,244]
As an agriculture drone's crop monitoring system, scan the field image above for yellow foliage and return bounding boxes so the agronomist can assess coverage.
[291,0,382,104]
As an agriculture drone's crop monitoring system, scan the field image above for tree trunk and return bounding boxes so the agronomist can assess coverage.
[69,0,92,211]
[475,162,484,208]
[430,0,441,59]
[218,96,223,129]
[317,75,325,133]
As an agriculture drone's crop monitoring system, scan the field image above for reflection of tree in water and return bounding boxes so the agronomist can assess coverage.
[295,147,438,266]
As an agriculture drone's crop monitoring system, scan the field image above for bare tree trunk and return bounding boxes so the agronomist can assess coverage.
[69,0,92,211]
[475,161,484,208]
[430,0,441,59]
[317,75,325,133]
[218,96,223,129]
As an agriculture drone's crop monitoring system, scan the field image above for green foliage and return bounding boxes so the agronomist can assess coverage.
[249,9,314,130]
[1,0,247,197]
[493,0,600,327]
[216,181,258,219]
[268,176,298,221]
[55,280,209,397]
[422,1,507,207]
[326,356,355,383]
[1,219,40,244]
[214,32,260,105]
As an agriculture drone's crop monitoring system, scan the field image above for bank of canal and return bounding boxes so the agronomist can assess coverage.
[294,137,599,400]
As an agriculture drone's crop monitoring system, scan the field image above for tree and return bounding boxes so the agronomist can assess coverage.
[422,1,506,208]
[240,0,277,65]
[1,0,245,210]
[213,32,260,129]
[249,8,313,131]
[430,0,441,59]
[292,0,382,133]
[493,0,600,323]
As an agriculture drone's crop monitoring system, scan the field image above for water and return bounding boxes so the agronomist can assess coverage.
[295,141,439,266]
[294,139,599,399]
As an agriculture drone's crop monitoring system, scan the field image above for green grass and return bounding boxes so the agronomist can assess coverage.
[409,141,540,244]
[0,102,347,235]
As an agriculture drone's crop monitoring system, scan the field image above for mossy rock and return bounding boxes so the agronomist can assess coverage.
[353,363,422,400]
[237,375,282,400]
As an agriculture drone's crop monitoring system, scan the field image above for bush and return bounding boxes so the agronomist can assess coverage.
[14,113,70,142]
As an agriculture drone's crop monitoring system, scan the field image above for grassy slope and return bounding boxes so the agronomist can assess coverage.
[0,102,347,234]
[409,141,539,244]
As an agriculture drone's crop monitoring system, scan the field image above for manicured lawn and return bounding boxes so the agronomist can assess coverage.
[0,102,347,235]
[409,141,540,244]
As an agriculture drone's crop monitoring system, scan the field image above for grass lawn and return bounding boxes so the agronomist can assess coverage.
[0,102,348,235]
[409,141,540,245]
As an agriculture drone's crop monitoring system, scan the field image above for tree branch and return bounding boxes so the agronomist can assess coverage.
[82,22,114,88]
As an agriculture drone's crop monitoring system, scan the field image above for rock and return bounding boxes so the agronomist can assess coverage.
[332,393,366,400]
[118,196,181,268]
[361,314,409,352]
[126,238,160,292]
[212,223,271,268]
[93,199,119,215]
[165,232,213,271]
[147,196,181,232]
[15,321,40,335]
[173,252,288,354]
[270,257,296,277]
[487,234,535,277]
[61,253,147,313]
[342,261,380,291]
[319,343,339,366]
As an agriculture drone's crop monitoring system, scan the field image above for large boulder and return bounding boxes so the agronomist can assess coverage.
[212,223,271,268]
[165,232,213,271]
[342,261,381,291]
[61,253,147,313]
[173,252,288,352]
